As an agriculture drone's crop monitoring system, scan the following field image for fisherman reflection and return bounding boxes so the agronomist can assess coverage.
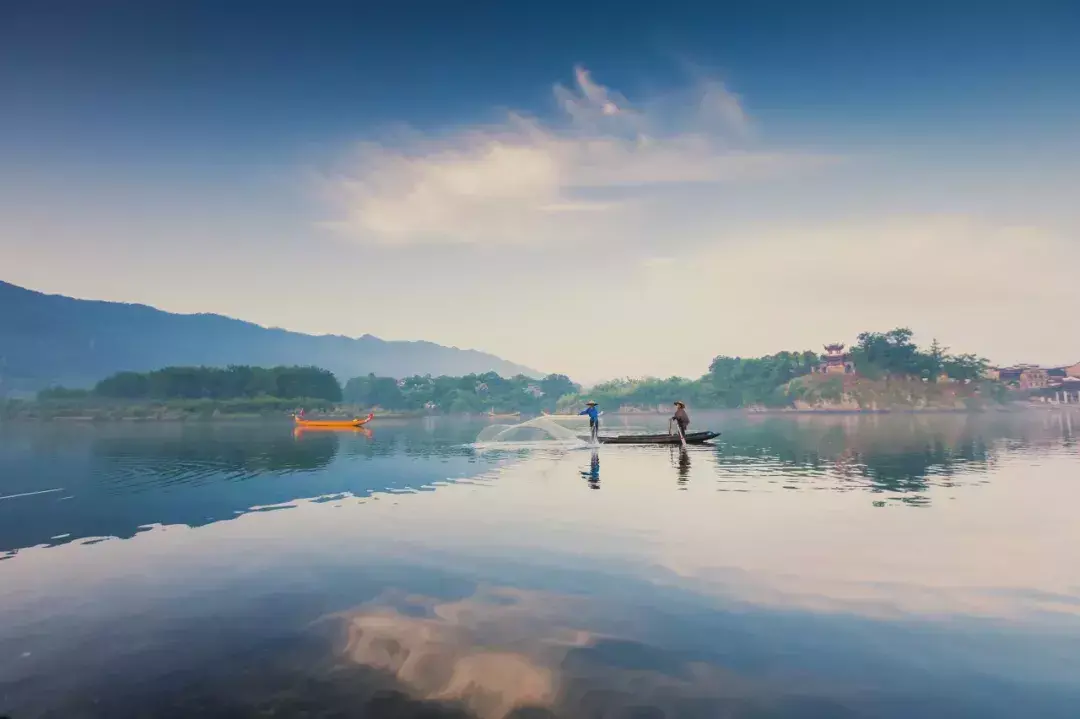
[580,449,600,489]
[672,446,691,488]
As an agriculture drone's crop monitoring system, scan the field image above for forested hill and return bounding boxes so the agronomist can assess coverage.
[0,280,538,394]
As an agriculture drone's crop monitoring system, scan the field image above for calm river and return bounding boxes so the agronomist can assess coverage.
[1,412,1078,718]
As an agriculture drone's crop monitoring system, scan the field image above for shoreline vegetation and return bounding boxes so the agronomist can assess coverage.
[0,328,1068,422]
[0,397,1049,421]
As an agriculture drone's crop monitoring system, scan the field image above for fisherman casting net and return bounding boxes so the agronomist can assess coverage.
[474,415,588,443]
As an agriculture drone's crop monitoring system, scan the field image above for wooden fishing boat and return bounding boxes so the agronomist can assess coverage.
[487,409,521,419]
[580,431,720,445]
[293,412,374,428]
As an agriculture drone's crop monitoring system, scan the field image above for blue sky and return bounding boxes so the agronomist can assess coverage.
[2,1,1078,381]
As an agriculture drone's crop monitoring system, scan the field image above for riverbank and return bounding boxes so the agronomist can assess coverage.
[741,404,1046,415]
[0,397,337,422]
[778,374,1012,412]
[0,376,1043,423]
[0,399,533,423]
[4,403,1057,424]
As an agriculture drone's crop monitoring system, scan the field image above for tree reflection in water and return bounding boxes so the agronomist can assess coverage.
[711,413,1075,500]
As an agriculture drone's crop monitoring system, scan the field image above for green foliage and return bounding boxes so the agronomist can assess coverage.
[849,328,989,383]
[558,328,992,411]
[94,365,342,402]
[539,374,577,402]
[849,328,921,377]
[343,374,405,409]
[13,327,1000,418]
[570,376,708,411]
[787,375,846,407]
[37,386,91,400]
[6,395,337,421]
[924,338,947,381]
[818,377,845,402]
[343,372,578,414]
[943,353,989,382]
[707,351,820,408]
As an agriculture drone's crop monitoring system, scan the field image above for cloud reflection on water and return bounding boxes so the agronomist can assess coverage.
[331,586,868,719]
[1,413,1080,717]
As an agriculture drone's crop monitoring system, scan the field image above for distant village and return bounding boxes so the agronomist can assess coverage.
[984,364,1080,403]
[617,344,1080,414]
[812,344,1080,405]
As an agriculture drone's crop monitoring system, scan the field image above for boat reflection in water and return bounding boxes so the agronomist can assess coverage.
[293,411,375,429]
[293,425,373,440]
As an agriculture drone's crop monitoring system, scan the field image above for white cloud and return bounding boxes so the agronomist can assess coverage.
[321,66,833,245]
[299,65,1079,379]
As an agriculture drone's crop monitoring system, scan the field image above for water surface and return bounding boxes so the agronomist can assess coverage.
[1,412,1078,718]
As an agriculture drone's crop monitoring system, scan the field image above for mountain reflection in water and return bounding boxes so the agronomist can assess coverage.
[0,412,1078,718]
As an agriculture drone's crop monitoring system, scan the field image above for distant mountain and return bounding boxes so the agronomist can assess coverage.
[0,281,540,396]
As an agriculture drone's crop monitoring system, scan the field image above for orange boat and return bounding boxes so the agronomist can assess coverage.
[293,412,374,428]
[293,426,372,438]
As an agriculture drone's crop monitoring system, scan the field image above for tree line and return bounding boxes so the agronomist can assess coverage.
[36,367,578,413]
[90,365,343,402]
[561,328,993,410]
[343,372,578,414]
[33,327,993,412]
[561,351,823,411]
[845,328,987,382]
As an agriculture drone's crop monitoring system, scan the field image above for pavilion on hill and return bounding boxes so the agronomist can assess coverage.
[817,343,854,375]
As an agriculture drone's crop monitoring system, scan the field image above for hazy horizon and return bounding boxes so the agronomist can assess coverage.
[7,276,1076,387]
[2,2,1078,383]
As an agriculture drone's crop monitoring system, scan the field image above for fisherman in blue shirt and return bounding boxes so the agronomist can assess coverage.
[580,400,600,442]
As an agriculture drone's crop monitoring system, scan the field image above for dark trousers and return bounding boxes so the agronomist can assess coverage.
[589,420,598,441]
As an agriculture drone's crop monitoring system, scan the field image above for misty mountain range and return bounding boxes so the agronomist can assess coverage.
[0,280,539,396]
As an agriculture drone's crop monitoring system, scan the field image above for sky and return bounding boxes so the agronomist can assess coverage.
[1,0,1078,383]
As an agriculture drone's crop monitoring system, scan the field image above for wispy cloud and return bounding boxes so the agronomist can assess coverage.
[320,66,834,245]
[299,65,1079,379]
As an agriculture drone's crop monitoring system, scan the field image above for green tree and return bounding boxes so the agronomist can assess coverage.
[850,328,921,377]
[343,373,405,409]
[341,371,575,414]
[707,351,818,408]
[37,386,91,400]
[848,329,989,384]
[95,371,150,398]
[925,339,948,382]
[943,353,989,382]
[540,374,578,401]
[94,365,342,402]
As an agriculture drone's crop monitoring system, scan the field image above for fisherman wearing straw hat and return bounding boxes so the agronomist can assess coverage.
[579,400,600,443]
[671,401,690,439]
